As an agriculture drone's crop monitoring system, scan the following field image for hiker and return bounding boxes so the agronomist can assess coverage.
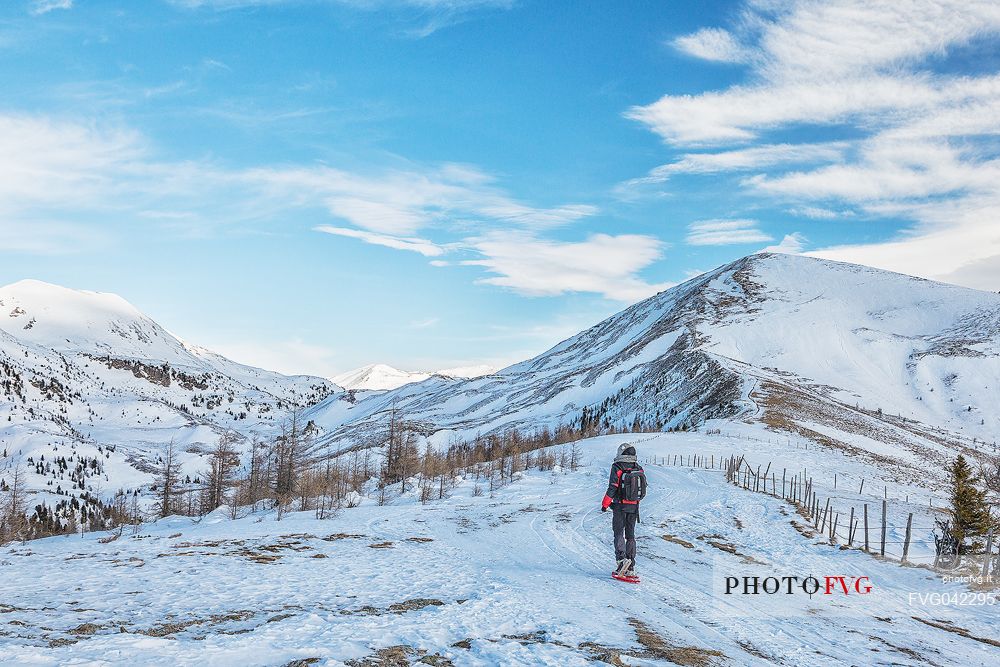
[601,444,646,580]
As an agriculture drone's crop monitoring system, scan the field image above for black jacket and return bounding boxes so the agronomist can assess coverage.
[605,458,646,513]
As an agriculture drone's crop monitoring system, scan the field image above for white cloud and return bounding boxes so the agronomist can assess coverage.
[748,139,997,203]
[623,142,845,189]
[635,3,1000,145]
[686,219,772,246]
[629,0,1000,290]
[313,226,445,256]
[0,112,618,300]
[244,163,594,236]
[462,231,671,302]
[672,27,748,64]
[789,206,848,220]
[0,114,144,218]
[761,232,807,254]
[30,0,72,15]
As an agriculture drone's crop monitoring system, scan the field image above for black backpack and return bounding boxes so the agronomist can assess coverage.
[619,467,646,504]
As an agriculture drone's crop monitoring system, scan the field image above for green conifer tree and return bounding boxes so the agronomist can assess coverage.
[948,454,995,551]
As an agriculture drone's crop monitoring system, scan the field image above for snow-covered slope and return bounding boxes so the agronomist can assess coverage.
[0,279,337,501]
[307,253,1000,480]
[3,432,995,666]
[5,253,1000,508]
[333,363,497,391]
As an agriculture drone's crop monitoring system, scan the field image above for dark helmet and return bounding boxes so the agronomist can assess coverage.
[617,443,636,457]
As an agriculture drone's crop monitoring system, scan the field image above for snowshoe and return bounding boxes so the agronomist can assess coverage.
[612,571,640,584]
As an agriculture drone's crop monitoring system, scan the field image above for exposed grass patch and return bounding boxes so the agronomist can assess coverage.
[581,619,726,666]
[697,534,765,565]
[911,616,1000,648]
[137,610,255,637]
[388,599,444,614]
[346,645,416,666]
[662,533,695,549]
[69,623,104,636]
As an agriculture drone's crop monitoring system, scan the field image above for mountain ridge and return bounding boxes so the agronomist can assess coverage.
[3,253,999,505]
[304,253,1000,482]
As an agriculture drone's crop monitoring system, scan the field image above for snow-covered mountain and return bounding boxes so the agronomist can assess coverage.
[307,253,1000,479]
[0,279,337,498]
[4,253,999,504]
[332,363,498,391]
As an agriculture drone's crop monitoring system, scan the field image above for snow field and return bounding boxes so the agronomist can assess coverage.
[1,433,997,666]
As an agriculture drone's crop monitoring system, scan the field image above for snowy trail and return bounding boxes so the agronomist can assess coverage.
[1,434,998,666]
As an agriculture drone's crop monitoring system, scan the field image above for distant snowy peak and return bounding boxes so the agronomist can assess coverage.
[332,364,427,391]
[436,364,500,379]
[333,363,498,391]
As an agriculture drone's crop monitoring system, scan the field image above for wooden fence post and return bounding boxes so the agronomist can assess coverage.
[859,478,864,495]
[902,513,913,564]
[982,529,994,578]
[880,500,887,557]
[820,497,830,533]
[863,504,869,552]
[847,507,855,546]
[782,469,786,499]
[831,512,839,543]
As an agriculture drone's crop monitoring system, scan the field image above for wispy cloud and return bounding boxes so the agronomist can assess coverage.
[671,27,748,64]
[462,231,671,301]
[0,112,636,299]
[789,206,849,220]
[628,0,1000,290]
[686,219,772,246]
[314,225,445,256]
[30,0,73,15]
[620,142,845,191]
[167,0,515,36]
[245,163,594,236]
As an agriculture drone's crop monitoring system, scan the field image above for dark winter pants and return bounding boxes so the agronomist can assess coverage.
[612,507,637,562]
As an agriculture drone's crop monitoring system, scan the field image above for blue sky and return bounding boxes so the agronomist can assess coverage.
[2,1,999,377]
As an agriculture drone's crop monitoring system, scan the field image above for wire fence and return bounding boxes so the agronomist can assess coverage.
[643,450,1000,578]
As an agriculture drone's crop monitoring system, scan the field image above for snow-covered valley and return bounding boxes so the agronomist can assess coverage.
[2,253,1000,665]
[2,432,996,666]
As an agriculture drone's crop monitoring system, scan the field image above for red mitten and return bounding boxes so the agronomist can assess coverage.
[601,495,612,511]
